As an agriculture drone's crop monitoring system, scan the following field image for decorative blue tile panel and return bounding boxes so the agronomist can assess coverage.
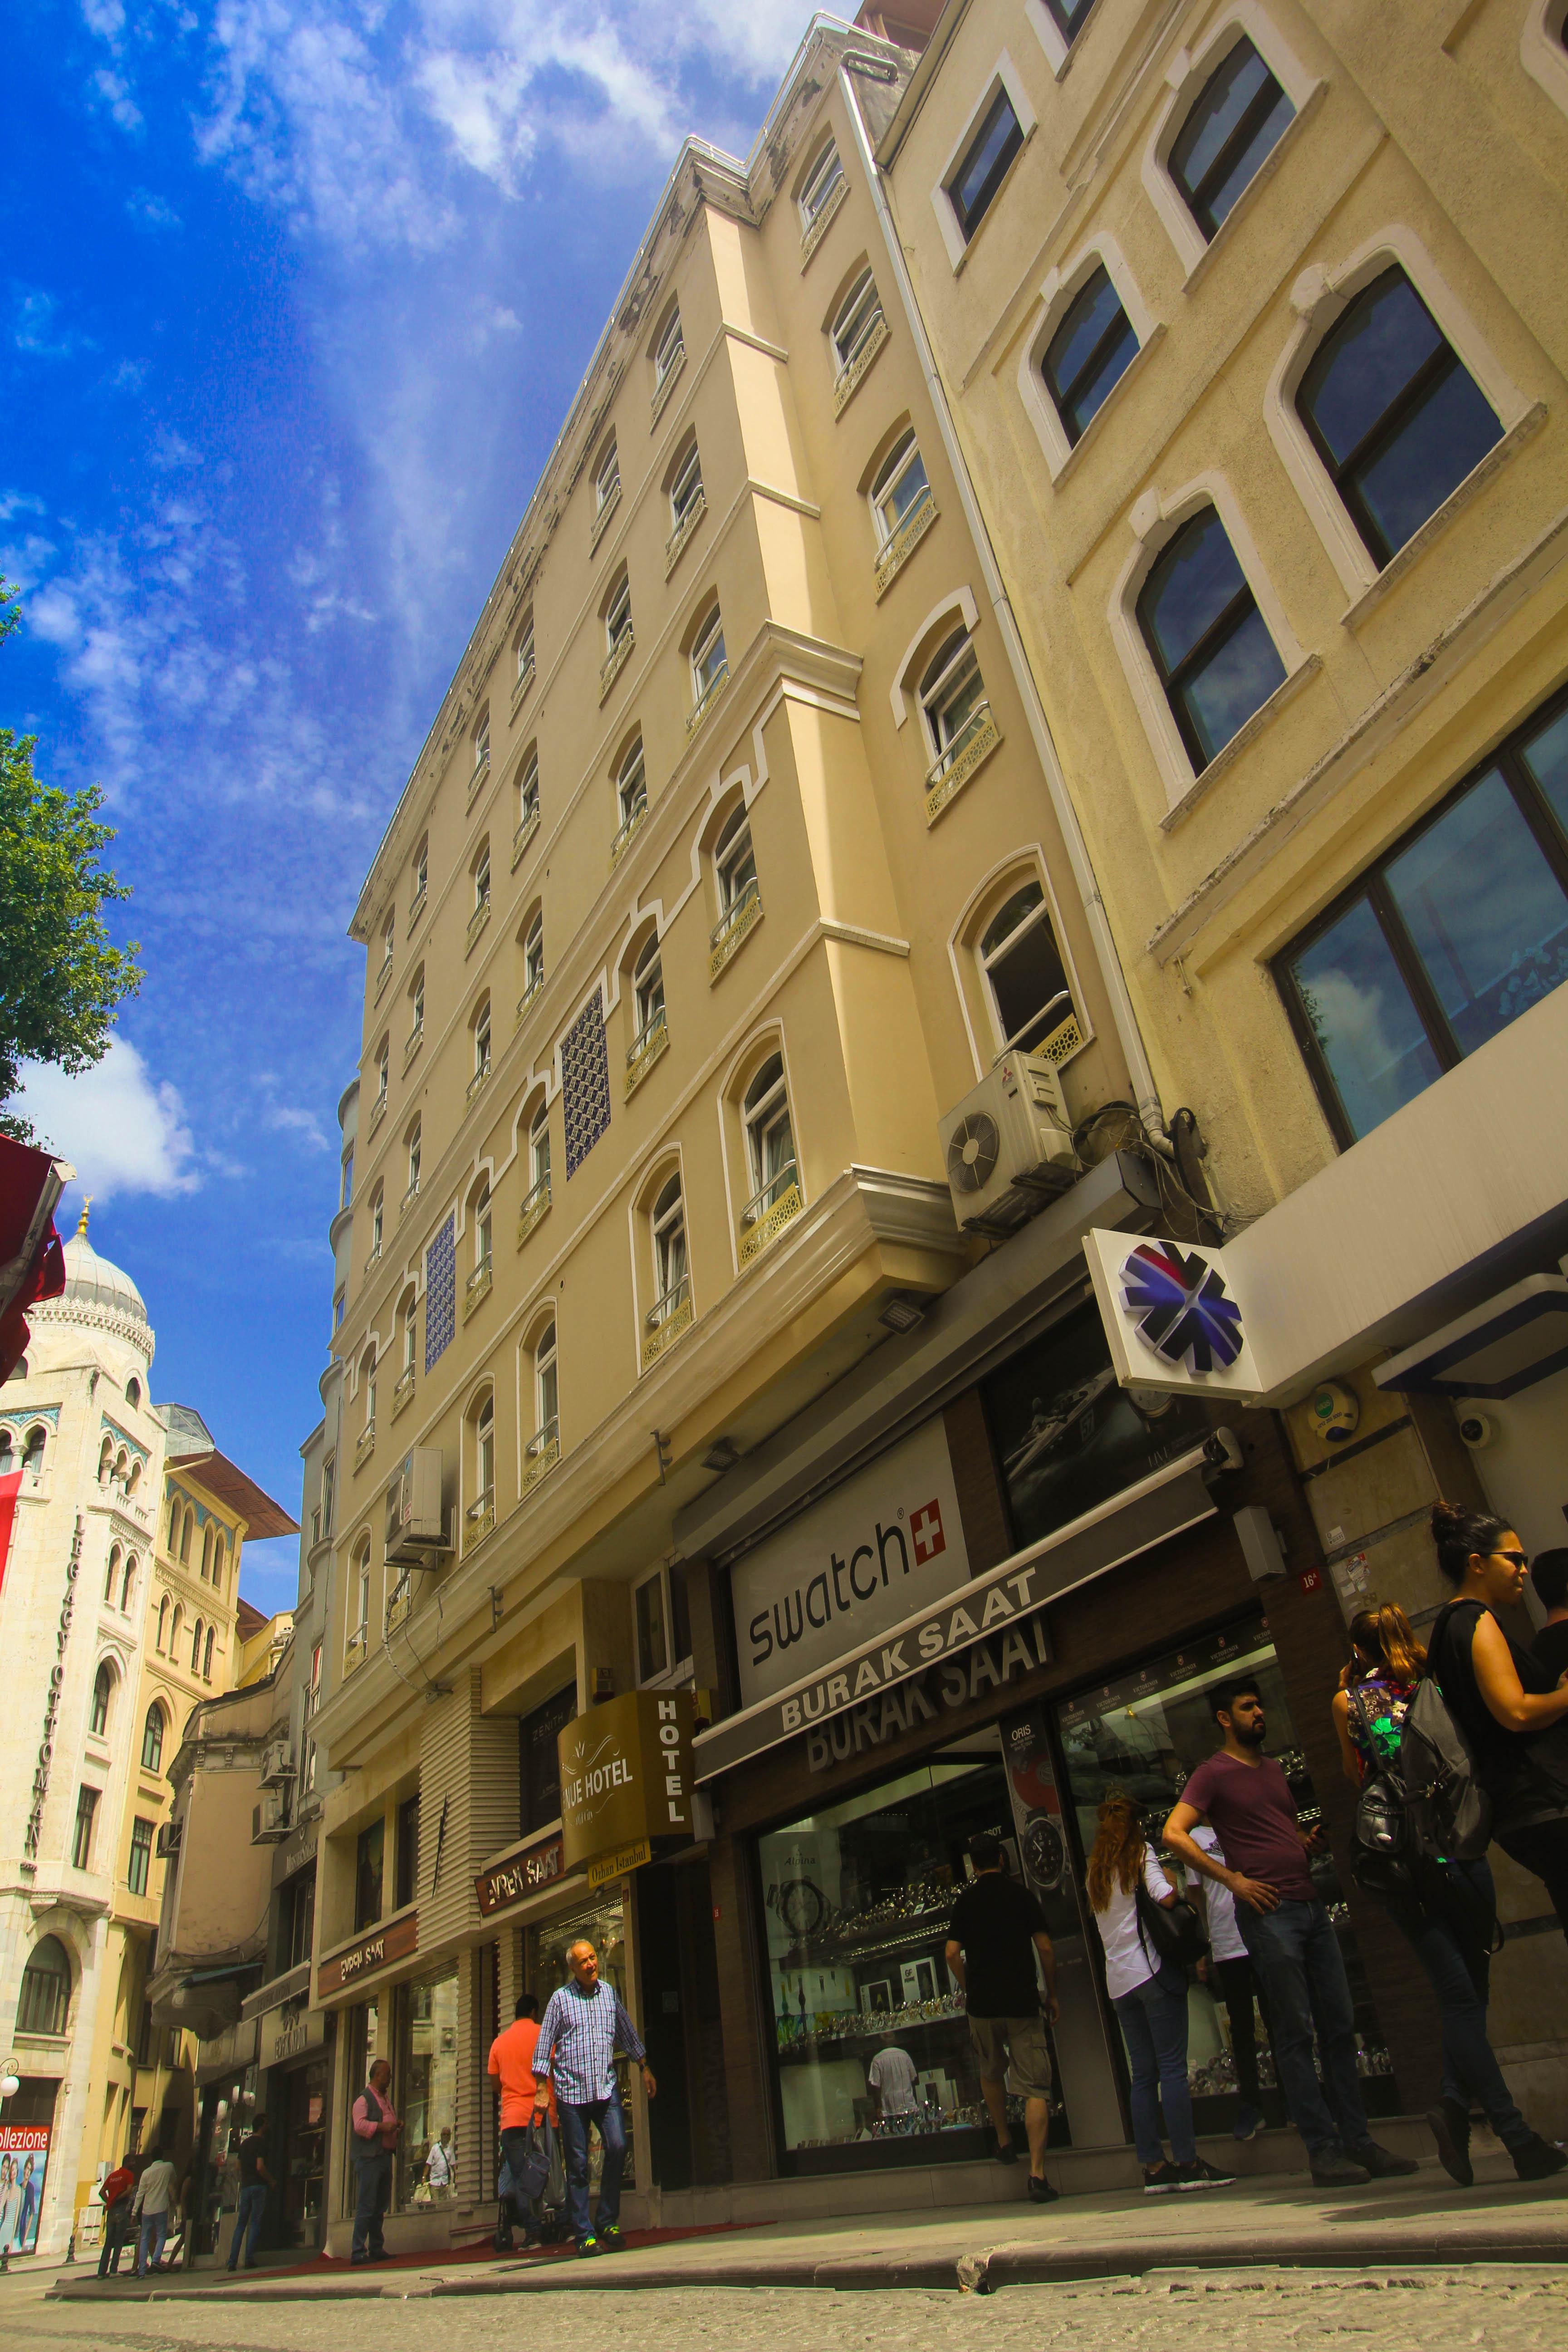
[562,987,612,1177]
[425,1214,456,1372]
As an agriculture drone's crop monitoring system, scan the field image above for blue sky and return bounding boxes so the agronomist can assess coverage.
[5,0,819,1609]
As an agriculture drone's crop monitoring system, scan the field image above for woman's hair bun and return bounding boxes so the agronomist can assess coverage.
[1430,1500,1466,1540]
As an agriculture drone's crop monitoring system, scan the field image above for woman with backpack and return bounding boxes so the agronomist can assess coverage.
[1086,1789,1235,2195]
[1331,1601,1563,2185]
[1427,1502,1568,1936]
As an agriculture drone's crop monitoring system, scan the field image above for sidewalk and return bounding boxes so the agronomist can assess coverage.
[46,2150,1568,2303]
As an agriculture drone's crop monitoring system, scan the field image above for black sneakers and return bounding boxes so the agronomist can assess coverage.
[1143,2161,1184,2195]
[1026,2173,1059,2203]
[995,2139,1019,2166]
[1351,2140,1420,2179]
[1309,2150,1372,2187]
[1428,2100,1473,2188]
[600,2223,629,2251]
[1177,2157,1238,2190]
[1512,2134,1568,2180]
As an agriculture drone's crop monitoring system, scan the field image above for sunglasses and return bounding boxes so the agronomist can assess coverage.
[1493,1549,1530,1570]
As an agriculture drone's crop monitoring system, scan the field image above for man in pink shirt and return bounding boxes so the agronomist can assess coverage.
[349,2057,402,2264]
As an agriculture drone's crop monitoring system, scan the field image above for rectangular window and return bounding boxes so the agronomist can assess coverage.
[355,1817,385,1932]
[341,1152,353,1210]
[1276,691,1568,1146]
[668,1558,693,1670]
[394,1793,420,1911]
[73,1784,100,1871]
[127,1816,154,1897]
[949,86,1024,241]
[519,1681,577,1836]
[635,1573,668,1682]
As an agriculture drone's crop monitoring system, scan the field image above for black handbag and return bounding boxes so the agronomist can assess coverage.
[1134,1866,1207,1970]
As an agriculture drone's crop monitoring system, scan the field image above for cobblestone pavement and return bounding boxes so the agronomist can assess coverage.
[14,2269,1568,2351]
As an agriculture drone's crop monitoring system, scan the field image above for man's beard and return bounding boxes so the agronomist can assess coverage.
[1233,1717,1267,1748]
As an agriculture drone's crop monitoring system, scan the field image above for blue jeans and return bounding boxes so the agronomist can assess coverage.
[1113,1963,1196,2168]
[136,2210,168,2274]
[557,2093,626,2243]
[1385,1858,1531,2148]
[1238,1897,1368,2158]
[228,2181,267,2269]
[351,2149,392,2259]
[98,2204,135,2275]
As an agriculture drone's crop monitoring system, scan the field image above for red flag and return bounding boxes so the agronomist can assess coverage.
[0,1467,23,1601]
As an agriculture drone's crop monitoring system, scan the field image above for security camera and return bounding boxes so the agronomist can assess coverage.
[1458,1411,1495,1450]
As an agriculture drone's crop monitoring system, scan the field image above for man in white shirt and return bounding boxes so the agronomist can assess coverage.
[132,2152,179,2276]
[866,2036,920,2124]
[424,2127,456,2198]
[1191,1821,1271,2141]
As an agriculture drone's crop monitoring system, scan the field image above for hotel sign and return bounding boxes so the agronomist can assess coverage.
[475,1831,566,1920]
[316,1909,418,2000]
[558,1690,700,1877]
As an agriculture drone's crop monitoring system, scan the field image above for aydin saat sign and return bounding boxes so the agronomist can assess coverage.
[730,1420,970,1710]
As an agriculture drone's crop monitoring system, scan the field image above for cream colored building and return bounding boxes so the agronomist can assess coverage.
[872,0,1568,2122]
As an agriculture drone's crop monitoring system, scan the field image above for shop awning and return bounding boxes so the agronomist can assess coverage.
[692,1437,1225,1779]
[1373,1273,1568,1400]
[0,1134,70,1385]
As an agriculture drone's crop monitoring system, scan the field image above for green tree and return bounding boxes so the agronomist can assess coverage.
[0,581,142,1142]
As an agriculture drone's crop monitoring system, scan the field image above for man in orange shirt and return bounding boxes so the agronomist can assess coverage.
[488,1993,557,2249]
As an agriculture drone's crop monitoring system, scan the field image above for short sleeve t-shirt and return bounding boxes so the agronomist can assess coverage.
[946,1870,1048,2018]
[1180,1751,1315,1903]
[1189,1826,1248,1961]
[1091,1844,1175,1999]
[867,2044,920,2113]
[236,2134,268,2189]
[487,2017,559,2129]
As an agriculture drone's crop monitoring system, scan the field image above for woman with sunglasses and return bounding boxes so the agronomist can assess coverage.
[1427,1502,1568,1940]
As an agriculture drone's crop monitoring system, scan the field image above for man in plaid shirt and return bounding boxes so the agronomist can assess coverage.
[531,1938,656,2255]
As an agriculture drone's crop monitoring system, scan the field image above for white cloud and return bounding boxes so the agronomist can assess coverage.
[17,1039,199,1202]
[93,65,145,132]
[265,1102,331,1150]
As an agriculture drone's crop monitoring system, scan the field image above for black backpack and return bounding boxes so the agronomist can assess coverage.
[1343,1685,1415,1896]
[1134,1861,1207,1971]
[1399,1610,1493,1863]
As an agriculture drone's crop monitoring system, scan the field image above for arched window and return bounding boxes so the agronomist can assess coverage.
[653,302,685,389]
[1136,507,1286,771]
[522,913,545,1007]
[0,1430,12,1474]
[406,1121,422,1205]
[374,1037,389,1111]
[869,430,931,552]
[99,1436,115,1485]
[191,1617,204,1674]
[472,995,492,1087]
[650,1171,690,1334]
[514,609,535,685]
[472,839,491,919]
[471,706,490,782]
[122,1553,137,1611]
[615,736,647,851]
[981,882,1080,1062]
[742,1054,797,1230]
[105,1544,122,1604]
[1296,266,1502,570]
[203,1627,215,1681]
[534,1322,558,1443]
[170,1602,184,1655]
[528,1099,551,1198]
[669,439,703,537]
[690,604,728,714]
[362,1345,378,1436]
[633,931,665,1045]
[16,1935,71,2036]
[23,1424,45,1479]
[126,1378,141,1409]
[141,1701,166,1774]
[412,833,429,913]
[715,804,757,917]
[409,965,426,1047]
[919,627,987,772]
[473,1182,492,1275]
[208,1537,223,1597]
[594,434,621,518]
[399,1285,419,1377]
[947,85,1024,243]
[1041,267,1137,447]
[157,1595,170,1652]
[516,747,540,845]
[831,269,883,380]
[1168,35,1294,242]
[127,1458,142,1495]
[798,138,844,235]
[474,1392,495,1513]
[370,1186,385,1262]
[201,1523,215,1580]
[604,569,633,660]
[91,1661,113,1738]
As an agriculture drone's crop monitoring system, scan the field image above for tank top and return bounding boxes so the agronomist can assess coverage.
[1428,1600,1558,1800]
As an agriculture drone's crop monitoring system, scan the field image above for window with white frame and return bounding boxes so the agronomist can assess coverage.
[523,912,545,999]
[409,966,425,1042]
[406,1119,422,1198]
[919,627,987,771]
[605,571,632,656]
[654,304,684,386]
[370,1188,384,1259]
[633,931,665,1045]
[1168,36,1294,242]
[1295,265,1501,571]
[534,1322,558,1441]
[742,1053,796,1224]
[473,995,491,1080]
[1035,0,1096,49]
[798,139,844,232]
[515,611,535,681]
[870,429,931,551]
[634,1561,693,1685]
[518,748,539,832]
[472,711,490,777]
[90,1660,113,1738]
[617,736,647,831]
[1041,266,1138,447]
[670,440,703,531]
[715,803,757,915]
[1136,507,1286,771]
[353,1544,370,1637]
[341,1150,354,1210]
[122,1552,137,1611]
[650,1171,689,1328]
[831,269,883,379]
[979,881,1079,1060]
[472,1391,495,1518]
[473,1182,492,1273]
[473,842,490,913]
[380,911,395,972]
[529,1101,551,1191]
[595,437,621,514]
[948,86,1024,241]
[691,604,727,707]
[399,1288,417,1373]
[361,1345,377,1434]
[374,1038,389,1108]
[412,836,428,912]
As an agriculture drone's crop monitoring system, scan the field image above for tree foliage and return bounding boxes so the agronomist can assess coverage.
[0,581,142,1142]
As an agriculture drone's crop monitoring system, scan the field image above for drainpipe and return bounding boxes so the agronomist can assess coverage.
[840,63,1174,1156]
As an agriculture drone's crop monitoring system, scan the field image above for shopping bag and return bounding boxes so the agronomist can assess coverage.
[519,2119,554,2204]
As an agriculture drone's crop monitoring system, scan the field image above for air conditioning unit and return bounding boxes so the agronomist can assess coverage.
[252,1788,291,1845]
[939,1050,1079,1235]
[384,1446,451,1567]
[259,1740,295,1788]
[155,1821,182,1860]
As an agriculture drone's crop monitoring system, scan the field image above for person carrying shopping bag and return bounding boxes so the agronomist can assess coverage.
[1087,1790,1235,2195]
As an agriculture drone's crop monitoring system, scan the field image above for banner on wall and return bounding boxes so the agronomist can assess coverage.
[0,2122,51,2255]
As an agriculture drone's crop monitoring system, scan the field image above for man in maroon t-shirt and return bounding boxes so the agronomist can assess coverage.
[1165,1680,1416,2191]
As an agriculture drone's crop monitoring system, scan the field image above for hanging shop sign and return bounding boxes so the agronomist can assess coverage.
[558,1689,699,1877]
[730,1420,971,1710]
[273,1818,320,1888]
[475,1830,566,1920]
[316,1909,419,2000]
[259,1999,326,2070]
[696,1443,1220,1780]
[588,1838,650,1889]
[1083,1231,1264,1401]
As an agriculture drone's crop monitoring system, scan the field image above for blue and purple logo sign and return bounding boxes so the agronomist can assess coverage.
[1121,1242,1243,1376]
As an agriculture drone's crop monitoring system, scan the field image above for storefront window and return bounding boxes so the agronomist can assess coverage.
[982,1298,1209,1549]
[341,1999,381,2215]
[283,2057,327,2245]
[395,1796,419,1911]
[1053,1617,1395,2132]
[397,1965,459,2208]
[526,1885,635,2191]
[757,1751,1068,2174]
